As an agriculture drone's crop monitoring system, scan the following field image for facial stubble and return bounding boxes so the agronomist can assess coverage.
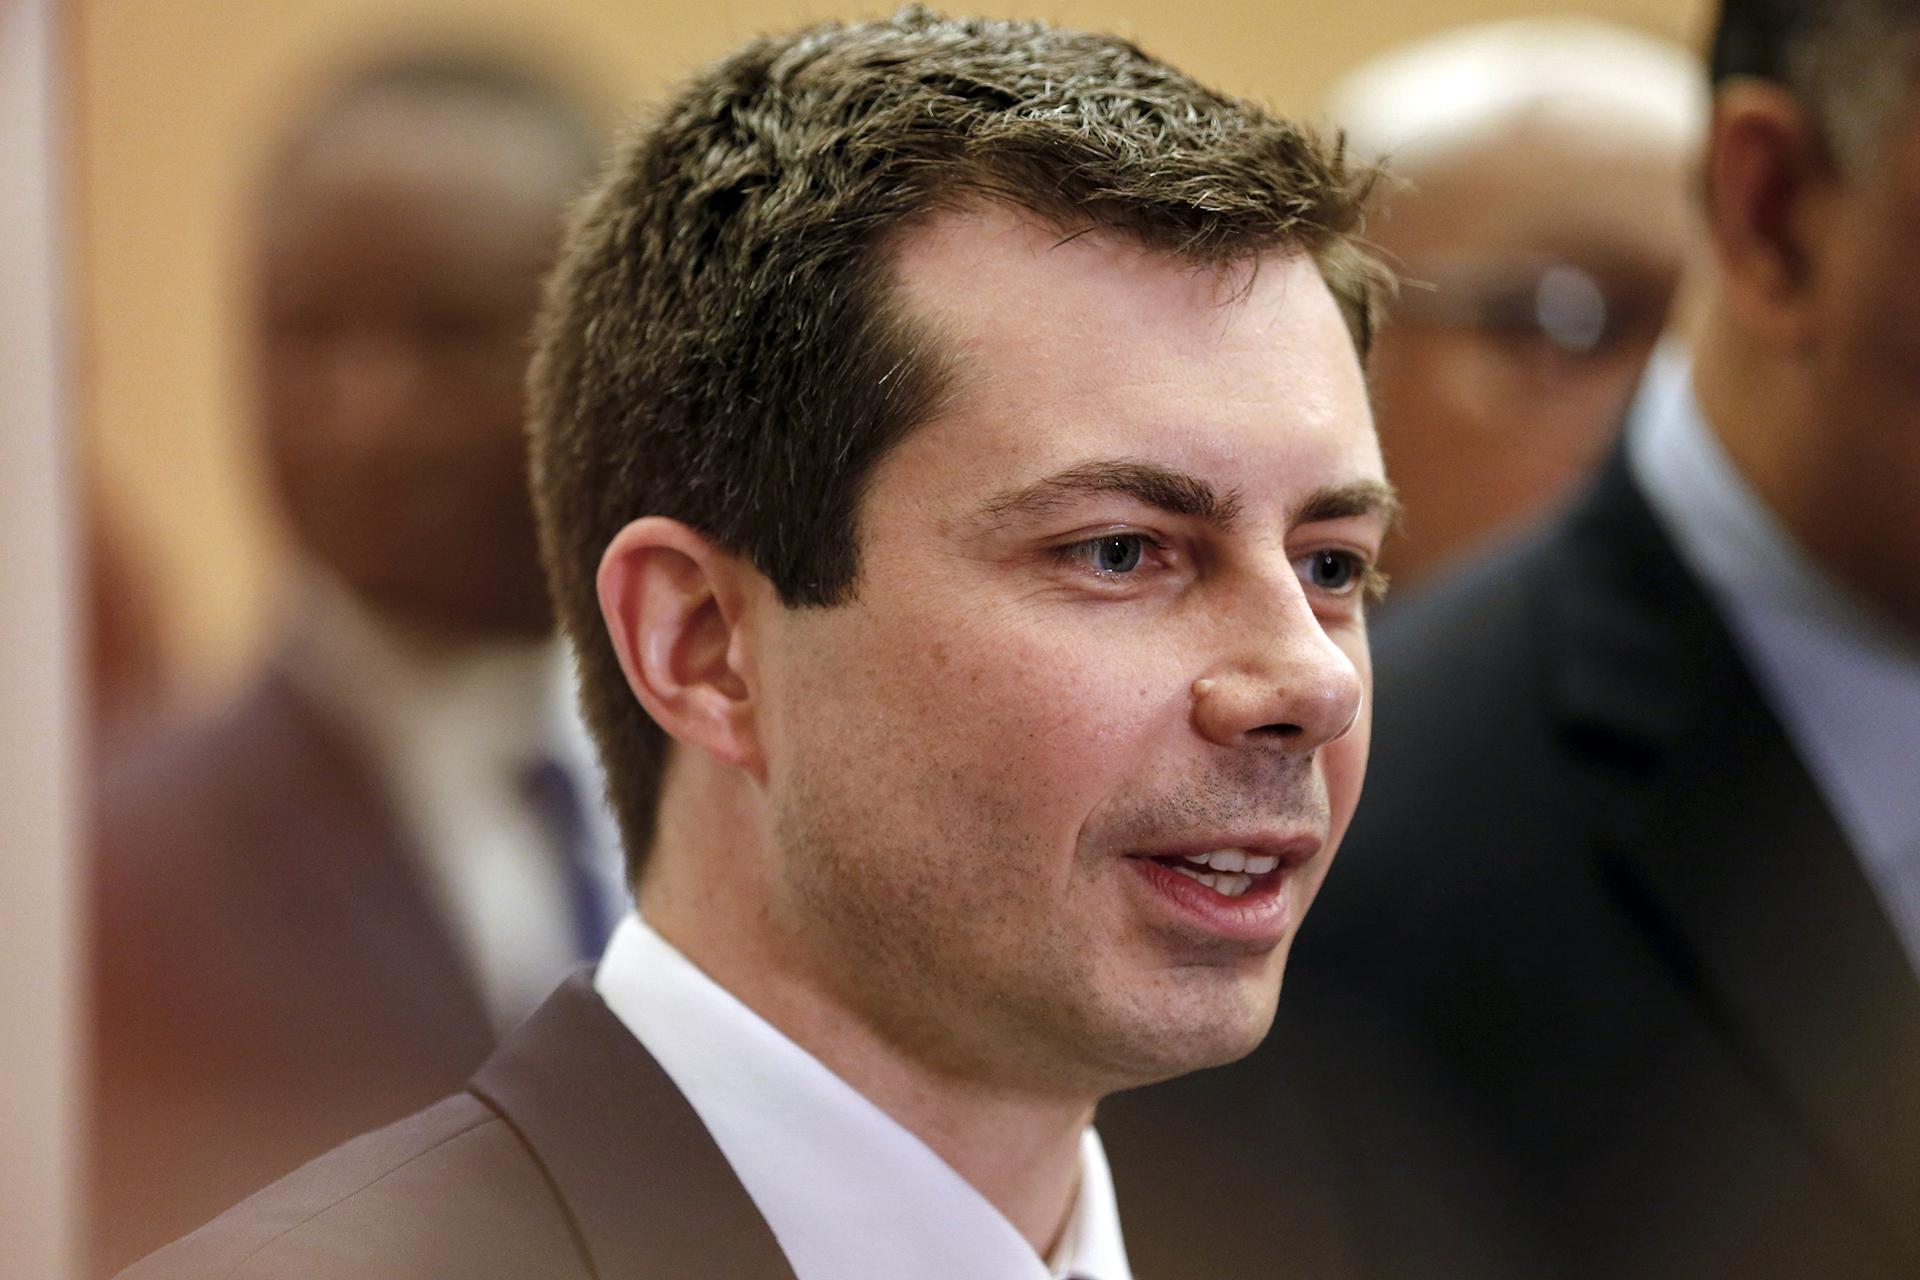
[769,747,1330,1099]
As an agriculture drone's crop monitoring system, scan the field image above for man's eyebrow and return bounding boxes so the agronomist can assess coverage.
[979,460,1242,525]
[1296,479,1402,532]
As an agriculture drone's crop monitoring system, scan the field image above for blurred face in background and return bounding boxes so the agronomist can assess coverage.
[254,91,581,640]
[1367,109,1695,587]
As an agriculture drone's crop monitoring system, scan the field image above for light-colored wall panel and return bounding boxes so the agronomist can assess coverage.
[2,0,78,1274]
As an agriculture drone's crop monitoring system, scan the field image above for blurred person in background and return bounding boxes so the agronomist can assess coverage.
[1111,2,1920,1276]
[1329,19,1704,589]
[88,53,615,1276]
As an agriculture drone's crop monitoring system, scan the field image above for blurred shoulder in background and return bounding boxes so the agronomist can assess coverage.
[87,50,621,1276]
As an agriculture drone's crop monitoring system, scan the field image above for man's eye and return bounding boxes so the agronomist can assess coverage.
[1296,549,1365,594]
[1063,534,1148,575]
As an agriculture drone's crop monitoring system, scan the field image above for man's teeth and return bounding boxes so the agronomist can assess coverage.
[1176,848,1280,875]
[1164,849,1279,898]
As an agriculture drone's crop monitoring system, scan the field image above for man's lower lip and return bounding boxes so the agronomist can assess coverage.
[1127,857,1293,946]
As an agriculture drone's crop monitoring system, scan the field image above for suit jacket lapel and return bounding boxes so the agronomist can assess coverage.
[260,663,495,1067]
[1541,451,1920,1261]
[472,973,798,1280]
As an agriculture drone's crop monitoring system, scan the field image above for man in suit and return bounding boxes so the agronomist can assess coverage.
[121,10,1401,1277]
[90,56,619,1275]
[1106,2,1920,1275]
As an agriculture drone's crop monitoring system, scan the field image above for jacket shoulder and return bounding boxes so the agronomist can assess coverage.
[118,1094,588,1280]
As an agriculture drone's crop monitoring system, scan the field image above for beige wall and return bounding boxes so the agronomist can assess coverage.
[74,0,1711,707]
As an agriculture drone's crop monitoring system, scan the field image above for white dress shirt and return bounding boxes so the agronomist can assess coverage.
[594,912,1134,1280]
[1628,347,1920,977]
[283,571,627,1030]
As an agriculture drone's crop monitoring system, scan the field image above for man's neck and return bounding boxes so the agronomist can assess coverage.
[1691,309,1920,635]
[639,755,1094,1258]
[747,978,1092,1258]
[1690,313,1806,541]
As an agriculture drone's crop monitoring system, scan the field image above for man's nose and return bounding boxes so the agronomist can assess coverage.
[1189,590,1363,753]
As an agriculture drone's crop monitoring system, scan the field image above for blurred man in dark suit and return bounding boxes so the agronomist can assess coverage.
[118,11,1401,1278]
[1106,2,1920,1276]
[88,55,617,1276]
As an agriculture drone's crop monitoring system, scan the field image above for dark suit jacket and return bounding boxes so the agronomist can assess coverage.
[119,973,798,1279]
[1104,450,1920,1278]
[91,664,496,1276]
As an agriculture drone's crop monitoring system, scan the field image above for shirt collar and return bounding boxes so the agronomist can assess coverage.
[1626,344,1915,652]
[1626,347,1920,972]
[593,913,1133,1280]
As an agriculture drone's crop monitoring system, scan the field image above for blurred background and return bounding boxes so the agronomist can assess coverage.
[10,0,1717,1276]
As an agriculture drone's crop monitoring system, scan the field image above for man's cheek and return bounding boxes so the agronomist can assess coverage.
[904,624,1148,762]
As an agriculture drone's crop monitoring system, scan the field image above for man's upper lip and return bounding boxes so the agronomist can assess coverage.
[1127,833,1322,867]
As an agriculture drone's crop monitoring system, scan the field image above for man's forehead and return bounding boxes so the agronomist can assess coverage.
[256,108,583,287]
[882,202,1362,417]
[888,203,1270,336]
[264,94,584,226]
[1388,118,1695,259]
[869,207,1381,526]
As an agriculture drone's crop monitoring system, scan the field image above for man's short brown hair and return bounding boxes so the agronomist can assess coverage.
[529,6,1379,878]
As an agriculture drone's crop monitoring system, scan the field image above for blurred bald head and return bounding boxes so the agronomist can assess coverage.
[1328,20,1705,587]
[252,57,602,640]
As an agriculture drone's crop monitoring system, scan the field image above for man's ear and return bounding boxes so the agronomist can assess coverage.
[1704,80,1841,349]
[597,517,765,780]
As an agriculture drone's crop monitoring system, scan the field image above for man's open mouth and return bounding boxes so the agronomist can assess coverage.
[1143,849,1281,899]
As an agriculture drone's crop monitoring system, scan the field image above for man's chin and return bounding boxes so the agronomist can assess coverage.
[1090,976,1284,1091]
